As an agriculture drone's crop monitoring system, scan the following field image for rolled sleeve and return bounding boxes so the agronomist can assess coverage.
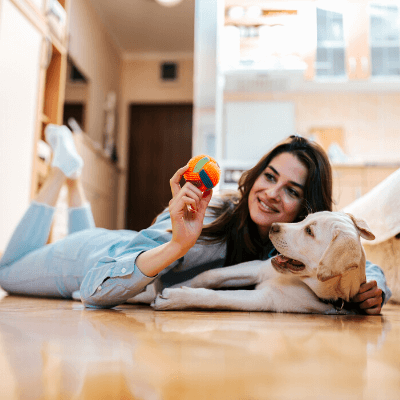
[80,252,157,308]
[365,260,392,305]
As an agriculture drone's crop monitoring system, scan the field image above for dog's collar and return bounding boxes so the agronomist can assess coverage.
[266,247,278,259]
[321,298,345,311]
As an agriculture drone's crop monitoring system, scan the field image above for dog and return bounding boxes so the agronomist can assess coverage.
[144,211,375,314]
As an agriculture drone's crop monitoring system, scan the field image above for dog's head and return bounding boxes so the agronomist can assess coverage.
[269,211,375,301]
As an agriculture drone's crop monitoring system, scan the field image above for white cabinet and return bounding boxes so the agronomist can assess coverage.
[0,0,43,252]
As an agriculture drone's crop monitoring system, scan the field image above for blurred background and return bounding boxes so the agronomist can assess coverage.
[1,0,400,252]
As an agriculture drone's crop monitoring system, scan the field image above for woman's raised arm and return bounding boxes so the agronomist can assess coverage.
[135,164,213,277]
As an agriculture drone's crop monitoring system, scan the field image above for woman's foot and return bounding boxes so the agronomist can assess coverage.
[45,124,83,179]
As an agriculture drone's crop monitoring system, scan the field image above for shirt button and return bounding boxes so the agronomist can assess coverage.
[97,286,102,292]
[121,268,126,273]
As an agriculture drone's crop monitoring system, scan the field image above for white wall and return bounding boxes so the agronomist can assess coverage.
[224,102,295,162]
[68,0,122,144]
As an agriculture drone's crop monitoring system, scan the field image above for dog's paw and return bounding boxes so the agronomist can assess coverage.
[151,287,192,310]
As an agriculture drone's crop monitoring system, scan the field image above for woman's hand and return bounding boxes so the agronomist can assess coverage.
[169,164,213,253]
[351,280,383,315]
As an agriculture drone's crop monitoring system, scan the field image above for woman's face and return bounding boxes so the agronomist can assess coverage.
[248,152,308,240]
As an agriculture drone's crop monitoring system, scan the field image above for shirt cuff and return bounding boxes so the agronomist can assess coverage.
[80,251,157,308]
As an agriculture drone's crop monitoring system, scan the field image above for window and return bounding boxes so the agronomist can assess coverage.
[315,7,346,77]
[370,3,400,77]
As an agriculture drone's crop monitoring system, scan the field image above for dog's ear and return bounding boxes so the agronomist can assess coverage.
[346,213,375,241]
[317,229,360,282]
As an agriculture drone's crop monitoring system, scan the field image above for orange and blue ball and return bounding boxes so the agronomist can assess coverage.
[184,155,221,192]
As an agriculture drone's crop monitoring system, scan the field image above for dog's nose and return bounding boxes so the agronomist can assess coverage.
[270,223,280,233]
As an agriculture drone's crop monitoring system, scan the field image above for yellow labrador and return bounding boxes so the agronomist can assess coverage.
[151,212,375,314]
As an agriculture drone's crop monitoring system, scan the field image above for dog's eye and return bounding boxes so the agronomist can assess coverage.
[305,226,314,237]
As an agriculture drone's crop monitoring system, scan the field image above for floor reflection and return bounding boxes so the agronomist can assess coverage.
[0,295,398,400]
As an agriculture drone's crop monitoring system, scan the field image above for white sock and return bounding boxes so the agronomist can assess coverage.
[45,124,83,178]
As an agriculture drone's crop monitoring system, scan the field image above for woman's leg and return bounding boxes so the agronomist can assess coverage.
[66,177,96,234]
[0,167,65,267]
[0,125,94,298]
[66,177,88,208]
[35,167,66,207]
[0,124,83,268]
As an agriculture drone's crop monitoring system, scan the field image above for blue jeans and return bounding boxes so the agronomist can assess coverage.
[0,202,155,307]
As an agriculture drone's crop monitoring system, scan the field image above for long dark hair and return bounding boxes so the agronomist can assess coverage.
[200,135,333,266]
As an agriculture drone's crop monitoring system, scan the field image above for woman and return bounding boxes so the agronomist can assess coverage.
[0,126,390,312]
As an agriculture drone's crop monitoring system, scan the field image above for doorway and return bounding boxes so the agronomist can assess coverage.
[126,104,193,231]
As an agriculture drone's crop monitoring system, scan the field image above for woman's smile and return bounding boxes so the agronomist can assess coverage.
[257,198,279,213]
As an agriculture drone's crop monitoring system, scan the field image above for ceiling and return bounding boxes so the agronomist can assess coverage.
[87,0,195,56]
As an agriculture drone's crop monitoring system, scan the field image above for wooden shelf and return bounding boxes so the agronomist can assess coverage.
[49,31,67,55]
[42,44,66,125]
[41,114,50,124]
[30,0,69,198]
[36,157,50,180]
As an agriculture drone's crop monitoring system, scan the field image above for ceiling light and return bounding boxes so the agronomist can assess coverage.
[155,0,183,7]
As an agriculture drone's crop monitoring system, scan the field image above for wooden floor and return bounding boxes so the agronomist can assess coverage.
[0,293,399,400]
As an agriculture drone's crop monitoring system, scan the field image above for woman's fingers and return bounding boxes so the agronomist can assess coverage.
[169,183,203,213]
[364,308,382,315]
[357,280,377,294]
[169,194,197,210]
[352,281,381,303]
[352,280,383,315]
[198,189,213,213]
[363,287,382,304]
[360,296,382,314]
[359,295,382,310]
[170,165,190,198]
